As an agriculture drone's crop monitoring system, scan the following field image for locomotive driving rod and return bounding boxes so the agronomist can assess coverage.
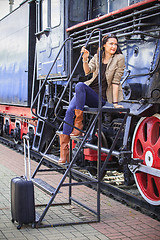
[128,164,160,177]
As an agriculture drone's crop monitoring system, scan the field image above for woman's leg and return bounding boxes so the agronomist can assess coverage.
[59,96,76,163]
[63,82,106,135]
[70,82,106,136]
[75,82,106,109]
[63,95,76,135]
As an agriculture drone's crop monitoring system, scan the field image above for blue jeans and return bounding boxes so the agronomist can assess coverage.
[63,82,106,135]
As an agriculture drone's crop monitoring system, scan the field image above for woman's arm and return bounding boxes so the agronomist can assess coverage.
[81,46,97,76]
[83,60,90,75]
[112,55,125,108]
[112,84,123,108]
[81,46,90,75]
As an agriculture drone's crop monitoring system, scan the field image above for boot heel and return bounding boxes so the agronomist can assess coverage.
[58,151,69,164]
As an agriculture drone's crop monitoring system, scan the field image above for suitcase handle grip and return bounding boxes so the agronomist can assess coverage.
[23,135,31,180]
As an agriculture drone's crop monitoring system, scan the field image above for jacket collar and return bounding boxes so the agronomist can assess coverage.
[96,53,115,68]
[107,55,114,68]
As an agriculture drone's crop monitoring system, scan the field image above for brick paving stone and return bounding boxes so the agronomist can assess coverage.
[0,143,160,240]
[121,238,131,240]
[130,237,154,240]
[95,235,109,240]
[105,233,125,239]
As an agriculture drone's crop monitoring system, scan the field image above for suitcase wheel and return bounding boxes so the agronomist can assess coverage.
[32,222,36,228]
[17,224,22,230]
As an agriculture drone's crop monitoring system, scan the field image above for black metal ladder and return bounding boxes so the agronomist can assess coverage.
[30,29,130,228]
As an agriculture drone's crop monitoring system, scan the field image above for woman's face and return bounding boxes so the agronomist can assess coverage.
[103,37,118,55]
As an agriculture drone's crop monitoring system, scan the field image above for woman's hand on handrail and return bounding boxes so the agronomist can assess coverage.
[81,46,89,61]
[113,103,124,108]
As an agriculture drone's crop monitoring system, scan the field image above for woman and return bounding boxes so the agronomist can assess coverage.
[58,33,125,164]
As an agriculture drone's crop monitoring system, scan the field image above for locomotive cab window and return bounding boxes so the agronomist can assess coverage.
[69,0,88,26]
[37,0,60,33]
[42,0,48,30]
[51,0,60,28]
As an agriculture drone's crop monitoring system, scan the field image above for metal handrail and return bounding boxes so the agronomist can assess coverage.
[54,29,102,132]
[31,37,72,121]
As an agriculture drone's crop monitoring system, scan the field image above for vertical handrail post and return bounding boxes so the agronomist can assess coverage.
[97,29,102,222]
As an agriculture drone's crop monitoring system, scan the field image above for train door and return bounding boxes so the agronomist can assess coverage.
[36,0,65,79]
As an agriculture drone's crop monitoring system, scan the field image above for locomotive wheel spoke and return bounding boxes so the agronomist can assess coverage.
[146,175,157,198]
[152,176,160,197]
[132,114,160,205]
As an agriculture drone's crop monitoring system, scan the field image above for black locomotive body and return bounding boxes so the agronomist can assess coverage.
[0,0,160,206]
[64,0,160,206]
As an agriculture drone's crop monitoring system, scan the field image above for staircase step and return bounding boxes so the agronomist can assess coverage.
[56,131,63,136]
[41,153,79,169]
[32,178,59,196]
[42,153,59,163]
[32,146,39,152]
[34,132,41,137]
[70,135,84,141]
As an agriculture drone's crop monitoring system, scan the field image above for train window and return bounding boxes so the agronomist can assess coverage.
[92,0,143,17]
[37,0,50,32]
[41,0,48,30]
[129,0,142,5]
[91,0,133,18]
[109,0,128,12]
[69,0,88,23]
[92,0,108,18]
[37,0,60,32]
[51,0,60,28]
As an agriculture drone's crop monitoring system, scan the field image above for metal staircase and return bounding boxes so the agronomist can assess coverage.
[30,29,130,228]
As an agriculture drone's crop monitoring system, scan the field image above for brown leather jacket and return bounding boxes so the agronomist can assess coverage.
[85,53,125,103]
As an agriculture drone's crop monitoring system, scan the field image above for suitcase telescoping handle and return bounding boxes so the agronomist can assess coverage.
[23,135,31,180]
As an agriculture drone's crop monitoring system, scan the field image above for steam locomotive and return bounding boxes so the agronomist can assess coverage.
[0,0,160,206]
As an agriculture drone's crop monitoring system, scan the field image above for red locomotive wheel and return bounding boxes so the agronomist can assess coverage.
[132,114,160,205]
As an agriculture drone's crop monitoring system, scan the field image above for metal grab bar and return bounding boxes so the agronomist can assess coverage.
[54,28,102,126]
[31,37,72,121]
[121,70,131,86]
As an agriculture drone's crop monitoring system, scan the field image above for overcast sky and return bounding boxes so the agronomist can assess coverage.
[0,0,22,19]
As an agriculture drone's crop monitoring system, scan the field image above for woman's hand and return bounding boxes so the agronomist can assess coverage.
[81,46,90,75]
[81,46,89,60]
[113,103,124,108]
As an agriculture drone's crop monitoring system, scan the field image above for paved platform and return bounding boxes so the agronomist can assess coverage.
[0,143,160,240]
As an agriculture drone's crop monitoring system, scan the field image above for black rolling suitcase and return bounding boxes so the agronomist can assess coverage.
[11,135,35,229]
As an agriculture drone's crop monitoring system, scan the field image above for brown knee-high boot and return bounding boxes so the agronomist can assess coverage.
[58,134,70,164]
[70,109,83,137]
